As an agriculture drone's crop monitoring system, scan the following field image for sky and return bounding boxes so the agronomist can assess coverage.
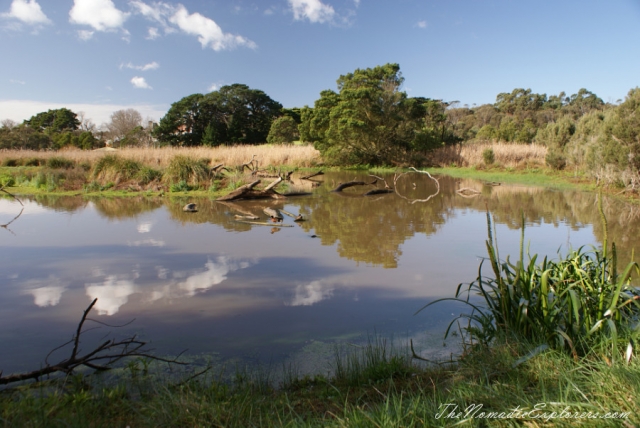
[1,0,639,126]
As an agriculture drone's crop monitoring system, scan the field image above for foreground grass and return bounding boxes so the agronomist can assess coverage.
[1,339,637,427]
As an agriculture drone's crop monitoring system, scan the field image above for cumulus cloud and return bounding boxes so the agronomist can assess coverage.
[288,0,335,24]
[416,20,427,28]
[2,0,51,25]
[131,76,152,89]
[289,280,334,306]
[131,1,256,50]
[85,276,137,315]
[120,61,160,71]
[178,257,250,297]
[169,4,256,50]
[69,0,129,32]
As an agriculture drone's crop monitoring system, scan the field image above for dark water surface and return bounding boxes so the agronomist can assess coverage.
[0,171,637,376]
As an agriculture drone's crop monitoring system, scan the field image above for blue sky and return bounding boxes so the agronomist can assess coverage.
[1,0,639,126]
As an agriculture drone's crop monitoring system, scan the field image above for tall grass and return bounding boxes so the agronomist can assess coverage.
[0,145,321,169]
[430,142,547,168]
[418,206,640,360]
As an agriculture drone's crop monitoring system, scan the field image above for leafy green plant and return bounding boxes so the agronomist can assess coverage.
[482,148,495,165]
[0,174,15,187]
[170,180,191,192]
[418,205,640,361]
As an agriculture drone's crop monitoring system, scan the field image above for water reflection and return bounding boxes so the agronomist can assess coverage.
[2,172,638,375]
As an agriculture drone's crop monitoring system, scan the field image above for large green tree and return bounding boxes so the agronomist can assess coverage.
[24,108,80,133]
[302,63,434,165]
[154,84,282,146]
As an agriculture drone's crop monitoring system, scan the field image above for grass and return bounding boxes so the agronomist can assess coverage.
[1,338,638,427]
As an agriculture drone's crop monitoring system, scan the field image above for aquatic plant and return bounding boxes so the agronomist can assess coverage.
[418,205,640,361]
[163,155,211,188]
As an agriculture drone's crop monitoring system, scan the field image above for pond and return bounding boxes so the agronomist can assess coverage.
[1,171,638,377]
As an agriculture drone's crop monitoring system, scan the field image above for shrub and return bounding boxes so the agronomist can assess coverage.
[482,148,495,165]
[164,155,210,188]
[545,150,566,170]
[46,157,75,169]
[1,158,18,167]
[93,155,143,184]
[0,174,15,187]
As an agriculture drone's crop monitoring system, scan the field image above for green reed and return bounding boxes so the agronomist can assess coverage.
[418,207,640,361]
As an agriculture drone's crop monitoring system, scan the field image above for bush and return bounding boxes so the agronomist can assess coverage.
[93,155,143,184]
[1,158,18,167]
[545,150,566,170]
[482,148,495,165]
[164,156,211,188]
[0,174,15,187]
[46,157,75,169]
[267,116,298,144]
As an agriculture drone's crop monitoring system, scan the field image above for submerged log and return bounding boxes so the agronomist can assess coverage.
[263,207,283,221]
[281,209,305,222]
[331,179,377,192]
[363,189,394,196]
[216,178,289,201]
[301,170,324,180]
[235,220,293,228]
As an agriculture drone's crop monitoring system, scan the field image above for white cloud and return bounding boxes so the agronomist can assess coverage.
[169,4,256,50]
[77,29,94,40]
[9,79,26,85]
[120,61,159,71]
[131,1,256,50]
[177,257,250,297]
[2,0,51,25]
[131,76,152,89]
[28,286,66,307]
[146,26,160,39]
[416,20,427,29]
[85,276,137,315]
[289,280,334,306]
[288,0,335,23]
[0,99,168,126]
[137,222,152,233]
[69,0,129,32]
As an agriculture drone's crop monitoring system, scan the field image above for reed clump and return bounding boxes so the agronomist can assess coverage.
[163,155,211,189]
[420,209,640,360]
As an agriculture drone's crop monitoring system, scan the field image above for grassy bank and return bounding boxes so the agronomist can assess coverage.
[1,337,637,427]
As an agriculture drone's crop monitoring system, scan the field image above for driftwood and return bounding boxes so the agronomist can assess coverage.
[281,209,305,222]
[217,201,260,219]
[393,167,440,204]
[235,220,293,228]
[263,207,283,221]
[239,155,259,172]
[264,177,283,192]
[331,179,377,192]
[363,189,394,196]
[301,170,324,180]
[216,179,288,201]
[0,298,186,385]
[0,186,24,235]
[457,187,481,198]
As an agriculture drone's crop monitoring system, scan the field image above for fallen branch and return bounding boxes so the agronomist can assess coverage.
[393,167,440,204]
[301,170,324,180]
[331,179,377,192]
[235,220,293,228]
[0,298,187,386]
[364,189,394,196]
[0,185,24,234]
[264,177,283,192]
[281,209,305,222]
[456,187,481,198]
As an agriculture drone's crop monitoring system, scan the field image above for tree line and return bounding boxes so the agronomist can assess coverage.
[2,63,638,186]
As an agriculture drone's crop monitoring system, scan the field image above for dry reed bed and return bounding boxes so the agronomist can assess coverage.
[0,145,322,169]
[430,142,547,168]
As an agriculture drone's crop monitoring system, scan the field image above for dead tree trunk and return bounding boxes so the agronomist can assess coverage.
[331,179,377,192]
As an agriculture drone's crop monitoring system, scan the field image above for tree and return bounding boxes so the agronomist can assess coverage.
[302,63,429,165]
[267,116,298,144]
[24,108,80,133]
[155,85,282,146]
[106,109,143,146]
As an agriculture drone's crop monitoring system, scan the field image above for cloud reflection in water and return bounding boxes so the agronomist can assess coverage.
[289,280,334,306]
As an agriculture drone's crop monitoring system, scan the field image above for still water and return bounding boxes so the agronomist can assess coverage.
[0,171,637,376]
